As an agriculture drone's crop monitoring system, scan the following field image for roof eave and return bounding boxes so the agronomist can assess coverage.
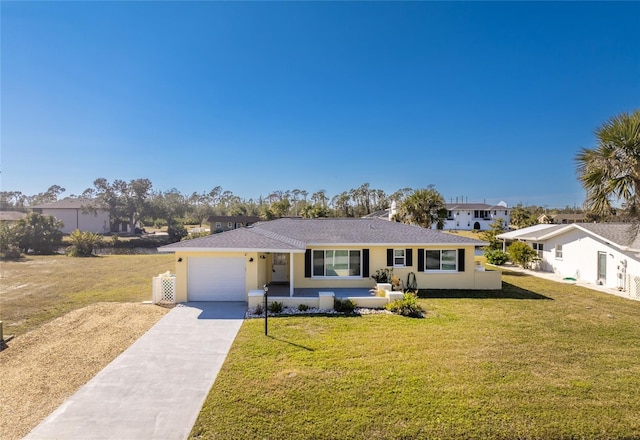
[158,247,306,253]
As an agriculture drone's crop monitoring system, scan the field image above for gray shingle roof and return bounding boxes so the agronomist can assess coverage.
[159,226,305,252]
[30,198,103,209]
[0,211,27,221]
[569,223,640,250]
[159,218,486,252]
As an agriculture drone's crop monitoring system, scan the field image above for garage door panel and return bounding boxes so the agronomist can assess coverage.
[188,257,246,301]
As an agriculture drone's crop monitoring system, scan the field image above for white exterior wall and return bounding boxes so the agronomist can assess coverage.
[438,209,511,231]
[527,229,640,301]
[43,208,110,234]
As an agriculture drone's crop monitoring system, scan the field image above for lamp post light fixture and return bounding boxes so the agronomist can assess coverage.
[263,284,269,336]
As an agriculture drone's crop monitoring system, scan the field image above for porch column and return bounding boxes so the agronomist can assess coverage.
[289,252,294,297]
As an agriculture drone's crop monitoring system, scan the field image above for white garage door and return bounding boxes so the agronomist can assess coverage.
[188,257,246,301]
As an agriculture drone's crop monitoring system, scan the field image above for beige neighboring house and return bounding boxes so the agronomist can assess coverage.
[208,215,261,233]
[159,218,502,305]
[0,211,27,225]
[538,213,587,224]
[31,198,110,234]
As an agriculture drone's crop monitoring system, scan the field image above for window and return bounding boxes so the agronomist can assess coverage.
[425,250,457,271]
[532,242,544,258]
[235,222,243,228]
[215,222,221,229]
[555,245,563,259]
[313,250,361,277]
[393,249,406,266]
[227,222,233,229]
[447,211,454,220]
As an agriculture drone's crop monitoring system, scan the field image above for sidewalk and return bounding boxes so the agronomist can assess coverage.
[25,302,246,440]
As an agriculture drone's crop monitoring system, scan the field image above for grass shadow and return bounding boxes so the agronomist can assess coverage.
[418,282,553,300]
[266,335,315,351]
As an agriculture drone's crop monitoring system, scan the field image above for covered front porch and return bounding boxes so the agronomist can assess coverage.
[264,283,373,298]
[248,283,403,311]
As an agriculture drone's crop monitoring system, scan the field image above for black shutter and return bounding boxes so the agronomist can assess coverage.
[458,249,465,272]
[386,248,393,267]
[362,249,370,278]
[406,249,413,267]
[417,248,424,271]
[305,249,311,277]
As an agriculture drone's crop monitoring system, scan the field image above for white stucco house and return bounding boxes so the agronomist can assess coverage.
[497,223,640,301]
[367,200,512,231]
[437,202,511,231]
[31,198,110,234]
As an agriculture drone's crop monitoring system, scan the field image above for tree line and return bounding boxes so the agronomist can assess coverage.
[3,108,638,233]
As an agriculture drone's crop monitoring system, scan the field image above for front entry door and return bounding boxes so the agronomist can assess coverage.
[597,251,607,284]
[272,253,289,283]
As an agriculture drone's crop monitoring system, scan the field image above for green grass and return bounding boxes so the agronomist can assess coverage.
[0,254,174,336]
[191,270,640,439]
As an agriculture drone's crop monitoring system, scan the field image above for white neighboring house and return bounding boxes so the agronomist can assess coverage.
[437,201,511,231]
[31,198,110,234]
[367,200,512,231]
[497,223,640,302]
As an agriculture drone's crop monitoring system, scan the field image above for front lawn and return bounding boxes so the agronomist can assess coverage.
[0,254,174,336]
[191,271,640,439]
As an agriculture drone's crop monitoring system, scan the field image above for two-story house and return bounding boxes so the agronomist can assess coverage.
[437,201,511,231]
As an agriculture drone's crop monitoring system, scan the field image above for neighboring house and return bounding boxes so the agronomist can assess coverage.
[158,217,501,303]
[364,200,511,230]
[0,211,27,225]
[497,223,640,301]
[438,201,511,231]
[208,215,261,233]
[31,198,110,234]
[538,213,587,224]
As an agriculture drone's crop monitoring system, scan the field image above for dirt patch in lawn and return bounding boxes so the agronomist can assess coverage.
[0,302,169,440]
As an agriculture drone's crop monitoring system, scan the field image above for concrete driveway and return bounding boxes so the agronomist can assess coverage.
[25,302,246,440]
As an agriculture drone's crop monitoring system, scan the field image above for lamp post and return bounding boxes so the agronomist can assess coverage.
[263,284,269,336]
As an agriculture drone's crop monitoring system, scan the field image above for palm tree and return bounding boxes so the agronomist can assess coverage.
[394,186,446,229]
[576,110,640,219]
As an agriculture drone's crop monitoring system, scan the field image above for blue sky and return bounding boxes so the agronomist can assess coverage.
[2,1,639,208]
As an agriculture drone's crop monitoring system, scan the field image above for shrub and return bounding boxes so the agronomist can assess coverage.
[0,224,22,258]
[167,224,188,243]
[268,301,283,314]
[334,298,356,313]
[181,231,210,241]
[254,304,263,315]
[484,249,509,265]
[371,268,393,283]
[385,292,425,318]
[391,274,403,291]
[153,218,167,229]
[508,241,538,268]
[67,229,103,257]
[12,213,63,254]
[297,304,310,312]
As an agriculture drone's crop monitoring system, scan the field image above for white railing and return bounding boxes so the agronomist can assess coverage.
[153,273,176,304]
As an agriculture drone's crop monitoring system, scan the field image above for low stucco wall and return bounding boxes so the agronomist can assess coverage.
[247,290,404,310]
[473,270,502,289]
[248,290,328,310]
